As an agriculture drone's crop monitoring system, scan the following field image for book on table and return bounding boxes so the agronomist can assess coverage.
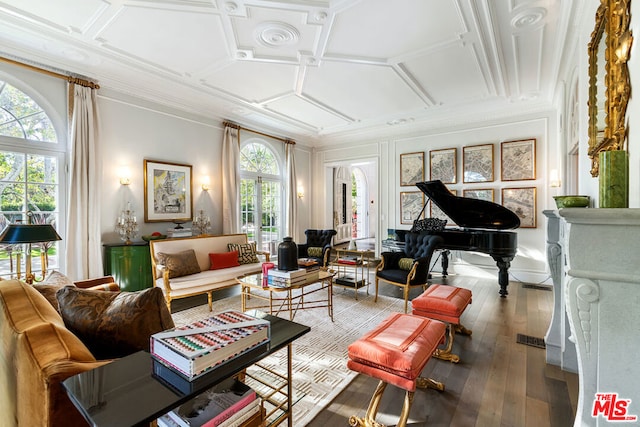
[266,275,306,288]
[267,268,307,279]
[151,310,270,379]
[162,377,261,427]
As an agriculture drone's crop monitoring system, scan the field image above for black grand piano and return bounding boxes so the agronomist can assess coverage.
[415,180,520,297]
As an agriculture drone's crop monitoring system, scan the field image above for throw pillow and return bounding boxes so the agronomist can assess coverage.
[156,249,201,278]
[209,251,240,270]
[56,286,175,359]
[33,271,76,311]
[307,246,324,258]
[228,242,258,264]
[398,257,415,271]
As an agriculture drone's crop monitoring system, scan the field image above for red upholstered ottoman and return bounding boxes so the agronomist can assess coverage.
[347,312,446,427]
[412,284,472,363]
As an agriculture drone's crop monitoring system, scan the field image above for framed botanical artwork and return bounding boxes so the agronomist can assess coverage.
[430,148,457,184]
[501,187,537,228]
[400,152,424,186]
[463,144,494,183]
[430,189,456,224]
[463,188,494,202]
[400,191,425,225]
[144,159,193,223]
[500,138,536,181]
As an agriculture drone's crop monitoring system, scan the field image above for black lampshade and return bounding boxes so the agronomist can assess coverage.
[0,224,62,244]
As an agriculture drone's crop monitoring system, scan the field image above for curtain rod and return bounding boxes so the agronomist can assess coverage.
[0,56,100,89]
[223,120,295,144]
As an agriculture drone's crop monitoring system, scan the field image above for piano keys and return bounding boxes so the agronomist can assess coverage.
[415,180,520,297]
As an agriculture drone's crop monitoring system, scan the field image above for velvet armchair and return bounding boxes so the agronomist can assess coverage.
[375,232,444,313]
[297,229,337,267]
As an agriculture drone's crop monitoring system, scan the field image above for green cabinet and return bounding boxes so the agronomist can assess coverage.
[103,243,153,292]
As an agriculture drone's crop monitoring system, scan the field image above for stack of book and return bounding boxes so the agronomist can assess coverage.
[157,377,262,427]
[298,258,320,281]
[266,268,307,287]
[167,227,192,238]
[151,310,270,381]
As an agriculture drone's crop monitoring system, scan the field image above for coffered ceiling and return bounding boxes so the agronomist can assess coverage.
[0,0,579,144]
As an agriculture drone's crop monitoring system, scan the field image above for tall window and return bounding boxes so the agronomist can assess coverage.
[0,80,63,280]
[239,139,283,255]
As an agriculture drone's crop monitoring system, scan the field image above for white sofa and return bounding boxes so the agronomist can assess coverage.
[149,233,269,311]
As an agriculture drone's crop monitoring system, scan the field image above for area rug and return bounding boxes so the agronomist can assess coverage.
[171,284,405,426]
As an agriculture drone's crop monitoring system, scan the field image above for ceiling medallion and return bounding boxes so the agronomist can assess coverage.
[511,7,547,30]
[255,22,300,47]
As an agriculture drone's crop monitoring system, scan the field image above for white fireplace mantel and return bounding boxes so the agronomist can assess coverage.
[559,208,640,426]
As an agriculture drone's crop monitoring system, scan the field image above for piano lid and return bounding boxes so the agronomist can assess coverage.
[416,180,521,230]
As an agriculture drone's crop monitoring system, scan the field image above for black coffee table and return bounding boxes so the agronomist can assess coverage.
[63,311,310,427]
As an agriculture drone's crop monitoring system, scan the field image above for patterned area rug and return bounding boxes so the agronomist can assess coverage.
[171,284,405,426]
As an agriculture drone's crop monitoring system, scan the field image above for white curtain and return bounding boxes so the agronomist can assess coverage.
[65,84,102,280]
[285,142,298,241]
[222,124,240,234]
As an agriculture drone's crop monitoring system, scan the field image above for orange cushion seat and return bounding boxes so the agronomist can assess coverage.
[412,284,472,324]
[347,312,446,391]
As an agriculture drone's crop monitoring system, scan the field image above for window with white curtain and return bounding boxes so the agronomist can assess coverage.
[239,138,284,256]
[0,79,64,280]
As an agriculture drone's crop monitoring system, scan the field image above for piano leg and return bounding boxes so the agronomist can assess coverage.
[492,256,512,297]
[440,250,450,277]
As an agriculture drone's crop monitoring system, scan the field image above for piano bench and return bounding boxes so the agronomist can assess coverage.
[412,284,473,363]
[347,312,446,427]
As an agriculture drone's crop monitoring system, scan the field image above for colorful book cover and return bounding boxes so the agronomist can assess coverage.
[151,311,270,378]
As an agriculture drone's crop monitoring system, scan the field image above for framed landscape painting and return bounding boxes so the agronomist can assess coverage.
[400,152,424,186]
[144,160,193,223]
[430,148,457,184]
[500,139,536,181]
[400,191,424,224]
[501,187,537,228]
[463,144,494,183]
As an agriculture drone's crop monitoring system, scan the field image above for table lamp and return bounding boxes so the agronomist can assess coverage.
[0,216,62,284]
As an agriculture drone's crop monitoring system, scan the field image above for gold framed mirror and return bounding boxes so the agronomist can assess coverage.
[587,0,633,177]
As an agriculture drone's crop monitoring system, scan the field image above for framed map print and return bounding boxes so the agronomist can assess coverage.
[400,191,424,224]
[501,187,537,228]
[400,152,424,186]
[144,159,193,223]
[500,139,536,181]
[463,144,494,183]
[430,189,456,225]
[429,148,457,184]
[463,188,494,202]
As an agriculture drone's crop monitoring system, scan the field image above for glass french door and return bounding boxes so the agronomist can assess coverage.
[240,176,282,256]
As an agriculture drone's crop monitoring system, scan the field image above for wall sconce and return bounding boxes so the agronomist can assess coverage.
[297,188,304,199]
[201,176,210,191]
[549,169,561,188]
[119,167,131,185]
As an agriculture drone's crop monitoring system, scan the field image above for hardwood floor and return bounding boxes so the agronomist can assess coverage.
[307,274,578,427]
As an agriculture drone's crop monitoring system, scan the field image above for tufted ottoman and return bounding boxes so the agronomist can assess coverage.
[347,312,446,427]
[412,284,472,363]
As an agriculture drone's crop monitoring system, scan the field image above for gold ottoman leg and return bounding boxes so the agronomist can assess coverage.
[433,323,460,363]
[396,390,415,427]
[349,380,387,427]
[416,376,445,391]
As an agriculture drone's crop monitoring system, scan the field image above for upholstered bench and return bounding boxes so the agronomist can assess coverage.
[347,312,446,427]
[411,284,472,363]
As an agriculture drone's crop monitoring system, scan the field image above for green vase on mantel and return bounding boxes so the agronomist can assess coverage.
[599,150,629,208]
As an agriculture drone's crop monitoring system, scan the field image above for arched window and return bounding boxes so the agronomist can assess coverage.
[239,139,283,255]
[0,80,64,280]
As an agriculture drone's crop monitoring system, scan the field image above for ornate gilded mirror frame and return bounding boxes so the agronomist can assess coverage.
[587,0,633,177]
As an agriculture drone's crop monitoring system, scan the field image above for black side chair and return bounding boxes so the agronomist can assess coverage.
[375,232,444,313]
[297,229,337,267]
